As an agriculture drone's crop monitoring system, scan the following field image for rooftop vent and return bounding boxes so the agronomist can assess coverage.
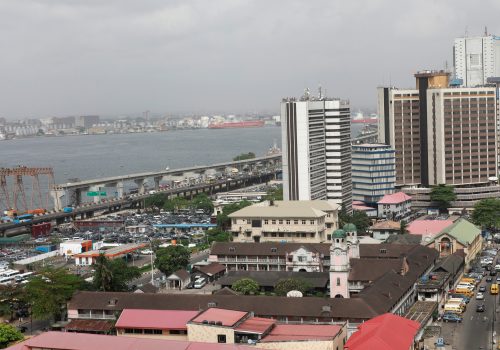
[202,320,209,324]
[271,248,277,253]
[209,321,216,325]
[229,247,235,252]
[208,302,217,308]
[108,298,118,306]
[216,321,223,326]
[322,305,332,312]
[380,248,387,254]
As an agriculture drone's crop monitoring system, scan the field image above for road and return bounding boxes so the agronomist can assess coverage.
[440,273,499,349]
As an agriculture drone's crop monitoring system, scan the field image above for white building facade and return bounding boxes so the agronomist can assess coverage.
[281,91,352,210]
[454,34,500,87]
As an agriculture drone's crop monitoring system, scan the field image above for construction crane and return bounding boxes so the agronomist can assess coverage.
[0,167,55,212]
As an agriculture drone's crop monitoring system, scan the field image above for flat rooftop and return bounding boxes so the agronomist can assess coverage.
[74,243,146,258]
[190,308,248,327]
[116,309,199,330]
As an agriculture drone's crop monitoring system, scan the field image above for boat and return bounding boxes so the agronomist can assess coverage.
[267,140,281,156]
[351,111,378,124]
[208,120,265,129]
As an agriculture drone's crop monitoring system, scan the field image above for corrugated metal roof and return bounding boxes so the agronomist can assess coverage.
[115,309,198,329]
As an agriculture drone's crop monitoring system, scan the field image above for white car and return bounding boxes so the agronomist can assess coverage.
[476,292,485,300]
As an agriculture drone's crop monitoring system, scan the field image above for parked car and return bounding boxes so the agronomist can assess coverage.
[476,304,486,312]
[442,313,463,323]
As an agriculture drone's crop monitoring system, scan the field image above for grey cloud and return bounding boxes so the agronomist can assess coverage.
[0,0,499,118]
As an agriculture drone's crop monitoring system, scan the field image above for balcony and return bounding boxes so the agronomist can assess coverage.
[78,313,115,320]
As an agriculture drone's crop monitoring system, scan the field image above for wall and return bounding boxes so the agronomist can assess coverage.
[116,328,188,341]
[257,340,337,350]
[187,323,235,344]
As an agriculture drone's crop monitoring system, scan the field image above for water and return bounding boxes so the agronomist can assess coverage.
[0,128,283,184]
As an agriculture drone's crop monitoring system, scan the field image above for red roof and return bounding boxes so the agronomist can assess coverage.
[190,308,248,327]
[344,313,420,350]
[115,309,199,330]
[260,324,342,342]
[234,317,276,334]
[353,204,376,212]
[407,220,453,237]
[377,192,411,204]
[7,331,254,350]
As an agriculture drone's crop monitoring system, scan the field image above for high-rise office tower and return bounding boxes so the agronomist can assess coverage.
[281,89,352,210]
[454,34,500,87]
[351,143,395,206]
[378,71,498,187]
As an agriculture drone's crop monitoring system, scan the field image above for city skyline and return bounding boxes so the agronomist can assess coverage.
[0,0,499,119]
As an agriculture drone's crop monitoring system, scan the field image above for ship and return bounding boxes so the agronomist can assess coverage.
[208,120,265,129]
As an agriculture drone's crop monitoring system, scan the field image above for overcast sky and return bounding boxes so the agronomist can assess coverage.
[1,0,499,119]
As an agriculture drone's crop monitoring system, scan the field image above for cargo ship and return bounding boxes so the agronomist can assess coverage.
[208,120,265,129]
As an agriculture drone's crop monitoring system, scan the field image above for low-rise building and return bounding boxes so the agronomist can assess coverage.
[229,200,339,243]
[424,218,482,266]
[352,201,378,218]
[59,239,92,257]
[344,313,420,350]
[192,262,227,282]
[377,192,412,220]
[370,221,401,240]
[115,309,198,340]
[407,219,454,241]
[73,243,146,266]
[166,269,191,290]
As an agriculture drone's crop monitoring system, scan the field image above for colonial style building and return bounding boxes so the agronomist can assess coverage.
[229,200,339,243]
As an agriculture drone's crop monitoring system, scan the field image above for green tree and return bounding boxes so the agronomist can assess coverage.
[430,184,456,213]
[351,211,371,234]
[233,152,256,161]
[274,278,312,296]
[0,324,23,348]
[265,187,283,201]
[472,198,500,229]
[206,228,232,244]
[400,220,408,235]
[24,268,85,321]
[163,197,190,213]
[231,278,260,295]
[216,200,253,229]
[191,194,214,214]
[155,245,190,276]
[0,285,26,321]
[144,193,167,209]
[338,206,350,227]
[93,254,141,292]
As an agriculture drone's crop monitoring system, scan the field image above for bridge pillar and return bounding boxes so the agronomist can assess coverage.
[153,176,162,191]
[50,189,65,211]
[116,181,124,198]
[89,185,105,203]
[134,179,146,195]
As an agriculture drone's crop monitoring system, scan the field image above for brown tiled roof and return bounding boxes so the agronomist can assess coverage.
[359,244,418,259]
[213,287,240,295]
[168,269,191,281]
[210,242,330,257]
[371,221,400,231]
[136,283,158,294]
[385,234,423,245]
[68,291,379,321]
[349,259,404,282]
[218,271,329,288]
[195,262,226,276]
[64,319,114,332]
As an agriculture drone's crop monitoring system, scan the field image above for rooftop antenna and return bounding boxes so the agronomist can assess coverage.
[444,60,449,72]
[318,85,323,100]
[485,26,488,36]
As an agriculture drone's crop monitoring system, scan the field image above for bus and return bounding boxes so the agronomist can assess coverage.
[0,270,19,278]
[15,272,33,283]
[194,277,206,289]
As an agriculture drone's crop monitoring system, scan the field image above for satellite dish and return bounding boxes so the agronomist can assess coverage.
[286,290,303,298]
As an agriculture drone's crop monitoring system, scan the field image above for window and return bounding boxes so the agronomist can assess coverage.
[302,220,306,224]
[271,248,277,253]
[170,330,187,335]
[264,220,269,225]
[279,220,283,224]
[337,278,340,286]
[310,220,315,225]
[251,220,262,228]
[294,220,299,225]
[272,220,276,224]
[286,220,291,225]
[218,334,227,343]
[298,256,306,262]
[232,219,236,224]
[124,329,134,334]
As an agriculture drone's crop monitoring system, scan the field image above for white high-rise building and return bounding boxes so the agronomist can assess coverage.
[454,34,500,87]
[281,90,352,211]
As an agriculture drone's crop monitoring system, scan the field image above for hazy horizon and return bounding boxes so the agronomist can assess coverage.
[1,0,499,119]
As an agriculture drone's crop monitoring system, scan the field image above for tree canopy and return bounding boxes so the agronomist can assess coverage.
[274,278,312,296]
[216,200,253,229]
[191,194,214,214]
[206,228,232,244]
[0,324,23,348]
[430,184,456,212]
[472,198,500,229]
[265,187,283,201]
[93,254,141,292]
[339,209,370,234]
[155,245,191,276]
[24,267,86,320]
[233,152,255,161]
[231,278,260,295]
[399,220,409,235]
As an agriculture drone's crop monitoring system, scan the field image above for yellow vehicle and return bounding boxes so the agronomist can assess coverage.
[491,283,499,295]
[454,288,474,297]
[460,278,476,285]
[444,303,463,314]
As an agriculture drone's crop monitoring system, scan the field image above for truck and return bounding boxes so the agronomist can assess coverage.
[63,207,74,213]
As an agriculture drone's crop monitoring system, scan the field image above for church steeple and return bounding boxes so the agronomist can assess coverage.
[329,229,350,298]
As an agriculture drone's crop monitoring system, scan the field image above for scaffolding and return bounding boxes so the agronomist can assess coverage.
[0,167,55,212]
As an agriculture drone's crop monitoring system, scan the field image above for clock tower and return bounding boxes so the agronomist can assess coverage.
[343,223,359,259]
[329,229,350,298]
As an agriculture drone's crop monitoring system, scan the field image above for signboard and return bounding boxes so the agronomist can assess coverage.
[87,191,107,197]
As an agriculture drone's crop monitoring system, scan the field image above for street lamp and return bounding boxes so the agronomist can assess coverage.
[147,237,154,285]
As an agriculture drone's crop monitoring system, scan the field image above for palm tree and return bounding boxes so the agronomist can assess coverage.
[400,220,408,235]
[93,254,113,291]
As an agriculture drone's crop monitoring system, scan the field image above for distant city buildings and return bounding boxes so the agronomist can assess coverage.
[281,90,352,211]
[76,115,100,129]
[378,71,498,187]
[351,143,395,206]
[454,33,500,87]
